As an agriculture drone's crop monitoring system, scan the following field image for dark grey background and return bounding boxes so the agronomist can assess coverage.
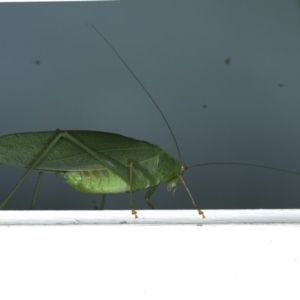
[0,0,300,211]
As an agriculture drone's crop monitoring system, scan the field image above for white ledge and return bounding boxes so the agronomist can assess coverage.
[0,209,299,225]
[1,209,300,300]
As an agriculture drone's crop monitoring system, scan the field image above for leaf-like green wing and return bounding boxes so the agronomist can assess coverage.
[0,131,161,172]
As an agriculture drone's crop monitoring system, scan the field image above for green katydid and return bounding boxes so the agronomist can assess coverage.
[0,130,193,219]
[1,26,299,218]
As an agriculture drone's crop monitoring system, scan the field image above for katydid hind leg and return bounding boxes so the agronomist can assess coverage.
[64,132,130,183]
[30,171,44,209]
[0,131,65,209]
[0,168,37,209]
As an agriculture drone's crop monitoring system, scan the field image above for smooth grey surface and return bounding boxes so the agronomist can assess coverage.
[0,0,300,210]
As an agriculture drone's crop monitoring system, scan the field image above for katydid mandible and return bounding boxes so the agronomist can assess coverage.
[1,26,300,218]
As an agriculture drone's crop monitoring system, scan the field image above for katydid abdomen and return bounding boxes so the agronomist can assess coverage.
[63,168,157,194]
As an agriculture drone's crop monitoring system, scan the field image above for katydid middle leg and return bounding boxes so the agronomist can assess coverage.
[144,185,158,209]
[93,195,106,210]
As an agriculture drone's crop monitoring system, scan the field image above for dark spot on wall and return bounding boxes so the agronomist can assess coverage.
[224,58,231,64]
[31,59,41,65]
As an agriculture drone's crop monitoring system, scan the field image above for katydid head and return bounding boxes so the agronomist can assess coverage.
[156,149,205,217]
[167,163,187,190]
[158,151,183,189]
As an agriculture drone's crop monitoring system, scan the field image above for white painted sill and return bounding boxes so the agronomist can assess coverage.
[0,209,299,300]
